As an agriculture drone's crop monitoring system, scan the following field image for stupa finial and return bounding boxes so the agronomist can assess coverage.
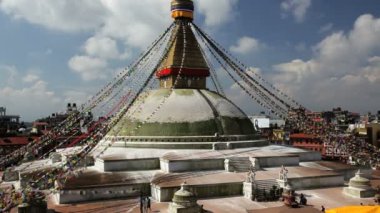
[171,0,194,20]
[355,169,363,176]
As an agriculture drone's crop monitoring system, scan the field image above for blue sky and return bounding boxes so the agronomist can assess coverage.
[1,0,380,121]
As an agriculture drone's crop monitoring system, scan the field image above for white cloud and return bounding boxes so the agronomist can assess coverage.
[96,0,171,49]
[273,59,317,83]
[217,66,270,115]
[281,0,311,23]
[0,0,107,32]
[247,67,263,76]
[295,42,307,52]
[63,90,91,105]
[0,0,238,80]
[0,0,241,121]
[0,65,107,120]
[0,66,61,121]
[0,65,18,84]
[319,23,334,34]
[271,14,380,112]
[83,36,122,60]
[197,0,238,27]
[230,36,261,55]
[22,74,39,83]
[68,55,108,81]
[0,0,236,47]
[362,56,380,83]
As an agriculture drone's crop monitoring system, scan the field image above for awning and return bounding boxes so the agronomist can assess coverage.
[327,206,380,213]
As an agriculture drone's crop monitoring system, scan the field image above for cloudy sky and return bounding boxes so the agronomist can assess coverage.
[0,0,380,121]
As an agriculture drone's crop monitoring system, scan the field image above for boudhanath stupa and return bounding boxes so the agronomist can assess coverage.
[2,0,378,212]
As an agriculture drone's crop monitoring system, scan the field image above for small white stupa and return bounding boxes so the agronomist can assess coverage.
[169,182,202,213]
[343,170,375,198]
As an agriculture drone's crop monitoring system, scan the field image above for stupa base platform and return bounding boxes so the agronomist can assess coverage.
[55,166,345,204]
[56,169,156,204]
[300,161,373,181]
[150,167,344,202]
[94,145,321,161]
[343,187,376,198]
[95,157,160,172]
[48,167,376,206]
[94,145,320,172]
[5,145,371,206]
[48,188,379,213]
[109,139,268,149]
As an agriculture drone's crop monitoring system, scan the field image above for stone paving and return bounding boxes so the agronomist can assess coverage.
[47,185,379,213]
[6,146,380,212]
[96,145,314,161]
[151,166,339,188]
[48,197,140,213]
[62,169,157,189]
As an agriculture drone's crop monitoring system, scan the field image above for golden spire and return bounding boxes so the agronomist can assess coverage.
[171,0,194,20]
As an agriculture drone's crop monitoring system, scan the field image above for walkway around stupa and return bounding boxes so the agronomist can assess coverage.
[51,145,372,204]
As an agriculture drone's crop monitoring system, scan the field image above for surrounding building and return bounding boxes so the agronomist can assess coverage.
[271,129,288,144]
[270,119,286,129]
[32,103,94,148]
[0,107,21,136]
[290,133,325,155]
[249,115,270,130]
[249,115,287,142]
[36,103,81,131]
[322,108,360,131]
[0,104,91,161]
[0,137,36,156]
[31,122,49,135]
[367,123,380,148]
[0,107,32,159]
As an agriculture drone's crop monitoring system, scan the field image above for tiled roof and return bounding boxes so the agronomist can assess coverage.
[0,137,35,146]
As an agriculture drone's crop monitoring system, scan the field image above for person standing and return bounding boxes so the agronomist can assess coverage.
[140,193,144,213]
[321,205,325,212]
[147,197,151,212]
[143,197,148,213]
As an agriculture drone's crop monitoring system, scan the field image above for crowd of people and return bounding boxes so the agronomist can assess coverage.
[286,108,380,167]
[0,186,16,212]
[0,186,47,212]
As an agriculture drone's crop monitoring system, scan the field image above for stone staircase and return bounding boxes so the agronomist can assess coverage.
[227,157,252,172]
[254,179,280,201]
